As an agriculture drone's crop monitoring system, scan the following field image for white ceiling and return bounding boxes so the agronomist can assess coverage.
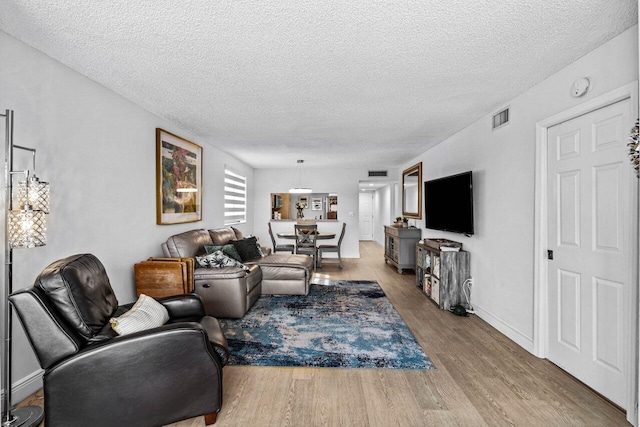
[1,1,637,170]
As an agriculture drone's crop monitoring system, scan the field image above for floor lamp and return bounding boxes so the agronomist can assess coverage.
[1,110,47,427]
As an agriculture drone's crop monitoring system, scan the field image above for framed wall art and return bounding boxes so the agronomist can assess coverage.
[311,198,322,210]
[156,128,202,224]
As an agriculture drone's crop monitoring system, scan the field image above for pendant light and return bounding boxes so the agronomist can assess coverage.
[289,160,312,194]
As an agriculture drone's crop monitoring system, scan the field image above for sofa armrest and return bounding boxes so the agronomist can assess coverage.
[158,293,206,320]
[161,242,170,257]
[194,266,248,279]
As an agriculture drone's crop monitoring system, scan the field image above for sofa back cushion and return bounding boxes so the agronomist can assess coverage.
[231,227,244,239]
[164,229,213,258]
[208,227,237,246]
[34,254,119,342]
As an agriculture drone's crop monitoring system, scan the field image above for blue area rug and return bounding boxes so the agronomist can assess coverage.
[218,279,435,370]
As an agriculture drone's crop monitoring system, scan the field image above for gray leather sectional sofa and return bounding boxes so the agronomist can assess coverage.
[162,227,313,318]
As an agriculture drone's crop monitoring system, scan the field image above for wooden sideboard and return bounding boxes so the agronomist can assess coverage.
[416,238,470,310]
[384,225,422,274]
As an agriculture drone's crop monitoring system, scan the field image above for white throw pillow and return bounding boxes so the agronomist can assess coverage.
[110,294,169,336]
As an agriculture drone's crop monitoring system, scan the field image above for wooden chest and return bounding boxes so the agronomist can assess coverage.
[134,257,194,298]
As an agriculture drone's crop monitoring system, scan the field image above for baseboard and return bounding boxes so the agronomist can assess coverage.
[473,303,536,355]
[0,369,43,409]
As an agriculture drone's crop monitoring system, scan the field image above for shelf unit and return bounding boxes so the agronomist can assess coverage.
[416,239,470,310]
[384,225,422,274]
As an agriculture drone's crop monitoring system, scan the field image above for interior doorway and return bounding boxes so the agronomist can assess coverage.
[546,98,632,408]
[534,82,638,423]
[359,192,374,241]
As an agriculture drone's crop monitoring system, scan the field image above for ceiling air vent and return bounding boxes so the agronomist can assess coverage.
[492,107,509,130]
[368,170,388,177]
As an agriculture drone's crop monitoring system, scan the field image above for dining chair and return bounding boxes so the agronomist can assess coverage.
[268,222,294,253]
[318,222,346,269]
[294,224,318,269]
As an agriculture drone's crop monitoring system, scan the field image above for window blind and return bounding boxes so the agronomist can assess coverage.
[224,168,247,225]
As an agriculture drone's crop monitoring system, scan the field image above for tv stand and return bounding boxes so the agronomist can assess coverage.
[416,238,470,310]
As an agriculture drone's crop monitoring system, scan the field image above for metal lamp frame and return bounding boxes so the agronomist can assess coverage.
[1,110,45,427]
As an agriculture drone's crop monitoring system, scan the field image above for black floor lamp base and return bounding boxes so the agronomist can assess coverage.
[2,406,44,427]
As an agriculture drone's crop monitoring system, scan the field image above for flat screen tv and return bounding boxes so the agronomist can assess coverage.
[424,171,474,235]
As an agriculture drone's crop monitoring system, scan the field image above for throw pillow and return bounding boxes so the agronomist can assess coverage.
[204,244,242,261]
[257,244,266,258]
[110,294,169,336]
[231,236,263,261]
[196,250,250,271]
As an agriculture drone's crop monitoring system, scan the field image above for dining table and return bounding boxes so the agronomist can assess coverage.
[276,231,336,268]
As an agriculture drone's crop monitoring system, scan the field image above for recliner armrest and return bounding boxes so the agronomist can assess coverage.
[158,293,206,320]
[45,323,223,427]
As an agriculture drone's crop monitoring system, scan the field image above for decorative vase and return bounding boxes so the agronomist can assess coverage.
[297,208,304,219]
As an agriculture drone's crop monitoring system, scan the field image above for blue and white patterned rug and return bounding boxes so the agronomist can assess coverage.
[218,279,435,370]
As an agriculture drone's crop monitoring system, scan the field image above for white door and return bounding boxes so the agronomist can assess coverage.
[547,98,633,408]
[359,192,374,240]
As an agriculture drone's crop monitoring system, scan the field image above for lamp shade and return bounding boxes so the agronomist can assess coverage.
[8,208,47,248]
[288,187,313,194]
[16,178,50,214]
[289,160,312,194]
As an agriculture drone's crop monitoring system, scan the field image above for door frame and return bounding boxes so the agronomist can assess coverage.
[533,81,638,422]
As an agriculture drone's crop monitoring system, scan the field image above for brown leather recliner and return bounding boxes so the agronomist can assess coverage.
[9,254,228,427]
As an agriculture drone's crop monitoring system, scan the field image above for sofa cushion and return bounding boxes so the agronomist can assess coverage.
[34,254,119,341]
[164,229,213,258]
[208,227,237,246]
[231,227,244,239]
[231,236,263,261]
[204,244,242,261]
[194,266,248,280]
[257,253,314,268]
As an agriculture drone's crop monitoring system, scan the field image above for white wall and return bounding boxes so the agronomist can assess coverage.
[0,31,256,403]
[401,25,639,352]
[253,168,369,259]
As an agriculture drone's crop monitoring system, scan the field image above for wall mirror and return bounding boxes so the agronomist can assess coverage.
[271,193,338,220]
[402,162,422,219]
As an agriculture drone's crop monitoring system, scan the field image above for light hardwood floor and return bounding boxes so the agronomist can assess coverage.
[20,242,628,426]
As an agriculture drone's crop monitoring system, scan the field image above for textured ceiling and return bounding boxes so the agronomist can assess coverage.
[0,1,637,169]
